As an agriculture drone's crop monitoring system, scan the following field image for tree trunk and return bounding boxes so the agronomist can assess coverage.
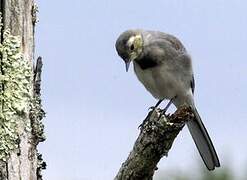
[114,107,194,180]
[0,0,45,179]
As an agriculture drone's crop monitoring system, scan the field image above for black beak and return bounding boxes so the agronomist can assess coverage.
[125,61,130,72]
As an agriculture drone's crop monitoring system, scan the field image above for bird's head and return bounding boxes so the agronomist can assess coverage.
[115,30,144,71]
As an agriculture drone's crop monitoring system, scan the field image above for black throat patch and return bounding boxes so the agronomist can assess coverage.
[135,56,158,70]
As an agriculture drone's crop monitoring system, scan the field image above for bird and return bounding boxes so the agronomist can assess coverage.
[115,29,220,170]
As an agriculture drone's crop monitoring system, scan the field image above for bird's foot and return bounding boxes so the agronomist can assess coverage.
[148,106,155,111]
[157,96,176,120]
[138,108,155,129]
[158,108,168,121]
[138,99,164,129]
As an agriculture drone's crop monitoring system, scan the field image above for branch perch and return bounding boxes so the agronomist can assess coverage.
[114,106,194,180]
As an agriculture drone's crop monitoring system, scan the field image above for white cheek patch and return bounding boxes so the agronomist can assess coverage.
[127,34,143,60]
[127,36,135,47]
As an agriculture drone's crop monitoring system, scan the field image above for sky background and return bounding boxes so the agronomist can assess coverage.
[36,0,247,179]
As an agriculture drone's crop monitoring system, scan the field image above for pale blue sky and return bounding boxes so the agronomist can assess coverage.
[36,0,247,179]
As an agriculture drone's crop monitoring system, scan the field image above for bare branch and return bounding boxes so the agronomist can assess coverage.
[115,106,194,180]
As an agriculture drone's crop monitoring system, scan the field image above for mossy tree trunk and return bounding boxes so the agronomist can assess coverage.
[0,0,45,180]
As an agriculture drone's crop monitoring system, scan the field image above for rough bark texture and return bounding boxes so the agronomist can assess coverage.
[114,107,194,180]
[0,0,45,179]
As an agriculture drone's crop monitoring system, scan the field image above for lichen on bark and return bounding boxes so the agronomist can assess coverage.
[0,23,32,161]
[0,1,46,179]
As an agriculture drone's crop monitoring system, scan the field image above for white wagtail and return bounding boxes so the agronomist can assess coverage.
[115,29,220,170]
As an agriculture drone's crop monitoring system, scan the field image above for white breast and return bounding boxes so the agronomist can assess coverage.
[133,61,177,100]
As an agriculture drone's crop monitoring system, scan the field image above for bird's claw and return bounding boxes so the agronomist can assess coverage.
[138,109,155,129]
[139,100,164,129]
[148,106,155,111]
[157,108,170,121]
[138,119,147,129]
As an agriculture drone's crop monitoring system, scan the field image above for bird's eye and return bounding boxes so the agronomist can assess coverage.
[130,44,135,51]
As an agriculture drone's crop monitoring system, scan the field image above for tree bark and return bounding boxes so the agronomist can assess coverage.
[0,0,45,179]
[114,107,194,180]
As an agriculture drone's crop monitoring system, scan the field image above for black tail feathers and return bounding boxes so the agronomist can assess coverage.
[187,107,220,170]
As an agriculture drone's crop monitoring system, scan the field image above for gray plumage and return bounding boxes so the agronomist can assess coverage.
[115,29,220,170]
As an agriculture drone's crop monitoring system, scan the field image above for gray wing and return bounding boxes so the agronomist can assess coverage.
[142,32,195,93]
[145,30,187,53]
